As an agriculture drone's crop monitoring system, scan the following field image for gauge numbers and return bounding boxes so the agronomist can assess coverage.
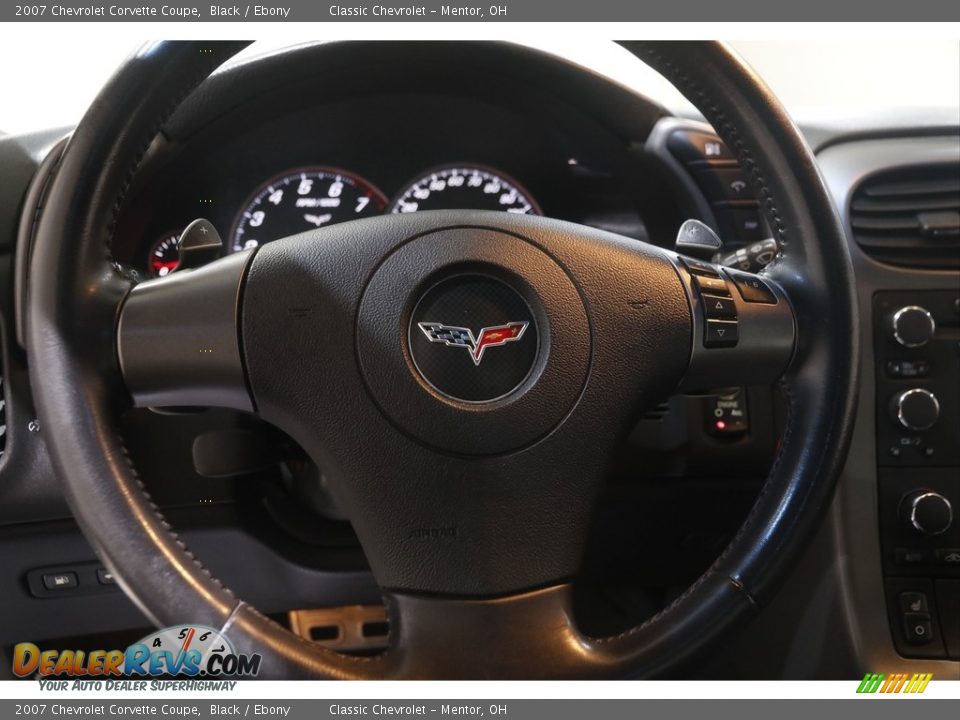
[390,166,540,216]
[230,167,387,254]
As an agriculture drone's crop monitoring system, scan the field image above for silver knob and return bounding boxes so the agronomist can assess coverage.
[903,491,953,536]
[892,306,936,348]
[892,388,940,431]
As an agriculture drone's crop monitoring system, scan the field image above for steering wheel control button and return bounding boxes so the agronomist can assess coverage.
[717,238,780,272]
[42,572,78,591]
[409,276,537,403]
[692,274,731,297]
[904,616,934,645]
[679,256,722,278]
[892,305,936,348]
[704,319,739,348]
[724,268,777,304]
[702,294,737,320]
[97,568,116,585]
[892,388,940,431]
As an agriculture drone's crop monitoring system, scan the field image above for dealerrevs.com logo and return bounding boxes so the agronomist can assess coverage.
[13,625,261,679]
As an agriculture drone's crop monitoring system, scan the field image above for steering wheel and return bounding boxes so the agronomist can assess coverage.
[26,41,858,678]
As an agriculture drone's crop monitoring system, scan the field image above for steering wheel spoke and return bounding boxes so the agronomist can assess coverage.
[116,250,255,411]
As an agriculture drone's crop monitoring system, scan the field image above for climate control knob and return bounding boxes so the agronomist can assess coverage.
[892,305,936,347]
[891,388,940,431]
[902,491,953,536]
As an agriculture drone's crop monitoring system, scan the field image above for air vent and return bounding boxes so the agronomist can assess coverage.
[850,163,960,269]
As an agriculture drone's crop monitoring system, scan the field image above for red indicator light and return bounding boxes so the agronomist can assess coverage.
[716,420,726,430]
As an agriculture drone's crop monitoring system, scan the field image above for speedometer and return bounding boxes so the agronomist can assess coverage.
[230,167,387,253]
[390,166,540,215]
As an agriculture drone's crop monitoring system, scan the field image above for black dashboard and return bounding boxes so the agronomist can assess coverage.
[113,42,689,281]
[118,93,659,278]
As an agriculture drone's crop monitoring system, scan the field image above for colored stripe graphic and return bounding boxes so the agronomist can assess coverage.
[857,672,932,694]
[906,673,933,693]
[857,673,884,693]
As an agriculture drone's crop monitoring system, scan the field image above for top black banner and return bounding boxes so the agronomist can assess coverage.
[5,0,960,22]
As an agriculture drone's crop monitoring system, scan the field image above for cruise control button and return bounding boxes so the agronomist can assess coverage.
[42,572,78,591]
[724,268,777,304]
[680,256,722,278]
[702,294,737,319]
[693,275,731,296]
[704,319,739,348]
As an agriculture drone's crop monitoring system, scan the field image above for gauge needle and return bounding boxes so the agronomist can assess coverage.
[180,627,196,653]
[304,213,332,227]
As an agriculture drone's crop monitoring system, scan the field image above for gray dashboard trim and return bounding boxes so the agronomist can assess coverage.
[818,134,960,676]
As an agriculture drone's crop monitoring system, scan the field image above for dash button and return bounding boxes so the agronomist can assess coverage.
[42,572,78,591]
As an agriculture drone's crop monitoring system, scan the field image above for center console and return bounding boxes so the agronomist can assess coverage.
[874,289,960,660]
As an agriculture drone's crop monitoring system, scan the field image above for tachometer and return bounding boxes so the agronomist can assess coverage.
[390,166,540,215]
[230,167,387,253]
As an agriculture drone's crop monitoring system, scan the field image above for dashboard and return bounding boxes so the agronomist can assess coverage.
[0,41,957,679]
[114,61,676,280]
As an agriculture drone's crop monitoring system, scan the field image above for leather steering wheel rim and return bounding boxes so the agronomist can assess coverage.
[26,40,858,678]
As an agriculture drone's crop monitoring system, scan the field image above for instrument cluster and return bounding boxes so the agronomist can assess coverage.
[146,163,540,277]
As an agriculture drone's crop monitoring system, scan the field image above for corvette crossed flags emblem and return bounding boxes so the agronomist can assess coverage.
[417,321,529,366]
